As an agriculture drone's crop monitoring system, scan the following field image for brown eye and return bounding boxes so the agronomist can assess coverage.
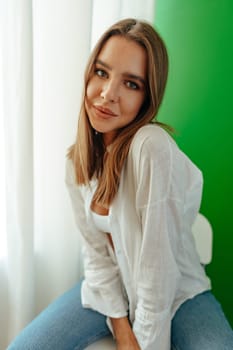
[125,81,139,90]
[95,68,108,78]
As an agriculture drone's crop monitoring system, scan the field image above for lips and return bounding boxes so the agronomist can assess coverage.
[93,105,118,118]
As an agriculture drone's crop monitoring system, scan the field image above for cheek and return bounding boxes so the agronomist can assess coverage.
[86,79,99,100]
[126,95,145,116]
[86,83,93,100]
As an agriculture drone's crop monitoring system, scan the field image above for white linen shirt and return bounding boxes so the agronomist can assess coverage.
[65,124,211,350]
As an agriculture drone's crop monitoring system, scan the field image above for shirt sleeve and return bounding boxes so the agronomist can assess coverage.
[131,131,202,350]
[65,158,128,319]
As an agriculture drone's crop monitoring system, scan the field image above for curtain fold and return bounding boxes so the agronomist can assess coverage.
[0,1,93,348]
[32,0,93,316]
[91,0,155,47]
[0,1,155,348]
[1,0,34,344]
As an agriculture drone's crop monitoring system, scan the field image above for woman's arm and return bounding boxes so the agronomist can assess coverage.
[65,159,128,318]
[130,128,202,349]
[110,317,141,350]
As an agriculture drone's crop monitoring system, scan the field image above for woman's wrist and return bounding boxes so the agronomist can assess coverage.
[110,316,131,340]
[110,317,140,349]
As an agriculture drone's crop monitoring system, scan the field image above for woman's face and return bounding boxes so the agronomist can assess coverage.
[85,36,147,146]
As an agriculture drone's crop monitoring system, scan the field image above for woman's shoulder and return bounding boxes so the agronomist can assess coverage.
[129,123,201,170]
[130,123,176,158]
[128,124,203,189]
[65,157,96,191]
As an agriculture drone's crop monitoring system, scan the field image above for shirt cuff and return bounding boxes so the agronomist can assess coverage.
[81,279,128,318]
[133,307,171,350]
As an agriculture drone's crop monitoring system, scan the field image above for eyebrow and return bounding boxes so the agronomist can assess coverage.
[95,59,146,86]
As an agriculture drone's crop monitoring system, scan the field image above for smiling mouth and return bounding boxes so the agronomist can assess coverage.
[93,105,118,118]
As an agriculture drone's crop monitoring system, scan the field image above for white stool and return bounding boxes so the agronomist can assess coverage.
[85,213,213,349]
[192,213,213,265]
[85,336,116,349]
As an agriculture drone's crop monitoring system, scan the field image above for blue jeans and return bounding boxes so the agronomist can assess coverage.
[7,280,233,350]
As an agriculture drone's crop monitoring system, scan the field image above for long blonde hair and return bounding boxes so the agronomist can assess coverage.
[68,18,170,207]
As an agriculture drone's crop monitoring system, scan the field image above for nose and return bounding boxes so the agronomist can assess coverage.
[100,79,120,103]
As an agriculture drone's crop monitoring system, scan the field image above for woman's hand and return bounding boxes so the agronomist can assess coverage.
[110,317,141,350]
[117,336,141,350]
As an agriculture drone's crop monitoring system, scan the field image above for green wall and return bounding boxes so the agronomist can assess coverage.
[155,0,233,326]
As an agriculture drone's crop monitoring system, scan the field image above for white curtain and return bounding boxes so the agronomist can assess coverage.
[91,0,155,47]
[0,1,155,349]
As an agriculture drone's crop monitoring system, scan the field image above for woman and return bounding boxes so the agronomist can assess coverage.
[8,18,233,350]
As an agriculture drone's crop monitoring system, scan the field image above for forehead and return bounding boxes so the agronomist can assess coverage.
[97,36,147,76]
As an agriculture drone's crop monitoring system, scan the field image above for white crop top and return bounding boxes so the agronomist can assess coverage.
[91,211,111,233]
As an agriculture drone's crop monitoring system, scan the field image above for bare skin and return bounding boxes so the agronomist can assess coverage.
[110,317,141,350]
